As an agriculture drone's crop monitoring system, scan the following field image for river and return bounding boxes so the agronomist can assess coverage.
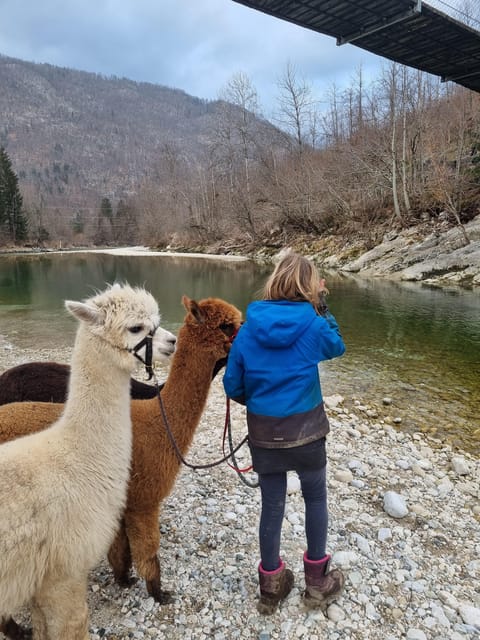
[0,251,478,455]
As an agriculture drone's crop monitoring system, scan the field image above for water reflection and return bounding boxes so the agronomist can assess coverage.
[0,253,478,454]
[322,274,480,454]
[0,256,35,305]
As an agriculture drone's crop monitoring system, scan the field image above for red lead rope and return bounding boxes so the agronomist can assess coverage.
[221,324,258,487]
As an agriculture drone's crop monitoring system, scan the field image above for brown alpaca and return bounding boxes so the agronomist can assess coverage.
[0,296,242,623]
[0,361,159,405]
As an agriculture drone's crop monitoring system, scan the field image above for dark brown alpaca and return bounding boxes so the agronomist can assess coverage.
[0,361,158,405]
[0,296,242,639]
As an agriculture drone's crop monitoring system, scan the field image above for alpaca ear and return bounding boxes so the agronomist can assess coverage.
[65,300,102,325]
[182,295,205,324]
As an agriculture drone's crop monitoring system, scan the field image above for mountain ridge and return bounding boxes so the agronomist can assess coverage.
[0,54,251,214]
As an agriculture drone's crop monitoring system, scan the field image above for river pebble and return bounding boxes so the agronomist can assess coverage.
[1,347,479,640]
[383,491,409,518]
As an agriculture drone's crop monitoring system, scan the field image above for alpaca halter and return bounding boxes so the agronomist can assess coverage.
[130,327,157,380]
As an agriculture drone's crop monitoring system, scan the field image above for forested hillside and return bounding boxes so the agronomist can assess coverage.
[0,55,283,244]
[1,54,479,252]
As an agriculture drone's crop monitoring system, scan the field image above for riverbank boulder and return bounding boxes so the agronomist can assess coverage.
[340,215,480,286]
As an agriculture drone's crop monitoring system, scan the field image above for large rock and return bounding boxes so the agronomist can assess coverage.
[340,215,480,286]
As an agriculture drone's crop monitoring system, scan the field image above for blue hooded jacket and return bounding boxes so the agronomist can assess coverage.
[223,300,345,418]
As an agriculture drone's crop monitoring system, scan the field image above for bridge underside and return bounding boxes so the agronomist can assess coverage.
[232,0,480,93]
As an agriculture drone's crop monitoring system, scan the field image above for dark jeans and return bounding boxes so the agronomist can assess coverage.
[258,466,328,571]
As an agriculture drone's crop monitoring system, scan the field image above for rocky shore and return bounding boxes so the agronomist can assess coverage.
[1,344,479,640]
[256,214,480,288]
[335,214,480,287]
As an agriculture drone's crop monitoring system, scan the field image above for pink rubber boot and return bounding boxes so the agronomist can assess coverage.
[303,552,344,609]
[257,559,294,615]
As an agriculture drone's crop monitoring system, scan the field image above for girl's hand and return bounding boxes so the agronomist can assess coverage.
[316,279,330,316]
[318,279,329,296]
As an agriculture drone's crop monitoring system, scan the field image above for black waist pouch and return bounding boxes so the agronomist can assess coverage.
[247,402,330,449]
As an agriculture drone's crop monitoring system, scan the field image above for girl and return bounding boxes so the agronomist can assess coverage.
[223,251,345,614]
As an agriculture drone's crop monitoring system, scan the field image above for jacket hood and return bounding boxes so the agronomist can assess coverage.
[246,300,317,348]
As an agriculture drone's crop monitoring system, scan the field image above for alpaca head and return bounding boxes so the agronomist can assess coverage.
[181,296,242,370]
[65,284,176,372]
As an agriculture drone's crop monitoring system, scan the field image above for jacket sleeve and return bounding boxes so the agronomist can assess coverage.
[223,339,246,405]
[316,312,346,360]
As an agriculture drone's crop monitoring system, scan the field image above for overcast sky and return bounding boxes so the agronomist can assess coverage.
[0,0,388,117]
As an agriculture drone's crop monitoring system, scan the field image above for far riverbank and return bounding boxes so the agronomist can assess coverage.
[1,214,480,288]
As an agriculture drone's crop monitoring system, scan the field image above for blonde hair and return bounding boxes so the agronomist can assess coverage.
[263,252,320,307]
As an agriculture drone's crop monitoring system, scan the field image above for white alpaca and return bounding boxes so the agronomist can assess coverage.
[0,283,176,640]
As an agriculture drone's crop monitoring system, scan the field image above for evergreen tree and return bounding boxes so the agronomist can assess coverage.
[94,196,113,244]
[72,210,85,235]
[114,199,138,244]
[0,147,28,243]
[100,196,113,221]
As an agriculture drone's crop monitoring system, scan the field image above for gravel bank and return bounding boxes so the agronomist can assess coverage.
[1,343,479,640]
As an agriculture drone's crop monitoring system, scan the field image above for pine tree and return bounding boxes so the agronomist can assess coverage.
[100,196,113,221]
[115,198,138,244]
[94,196,113,245]
[0,147,28,243]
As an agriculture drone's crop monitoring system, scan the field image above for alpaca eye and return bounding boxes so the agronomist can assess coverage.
[129,325,144,334]
[219,323,235,337]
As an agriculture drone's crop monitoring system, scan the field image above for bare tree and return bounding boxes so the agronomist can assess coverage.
[322,83,342,146]
[212,71,262,236]
[400,65,412,216]
[274,62,316,152]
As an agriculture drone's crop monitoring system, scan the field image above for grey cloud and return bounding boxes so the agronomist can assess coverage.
[0,0,382,112]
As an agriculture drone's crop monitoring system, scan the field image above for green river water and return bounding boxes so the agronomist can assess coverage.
[0,252,478,455]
